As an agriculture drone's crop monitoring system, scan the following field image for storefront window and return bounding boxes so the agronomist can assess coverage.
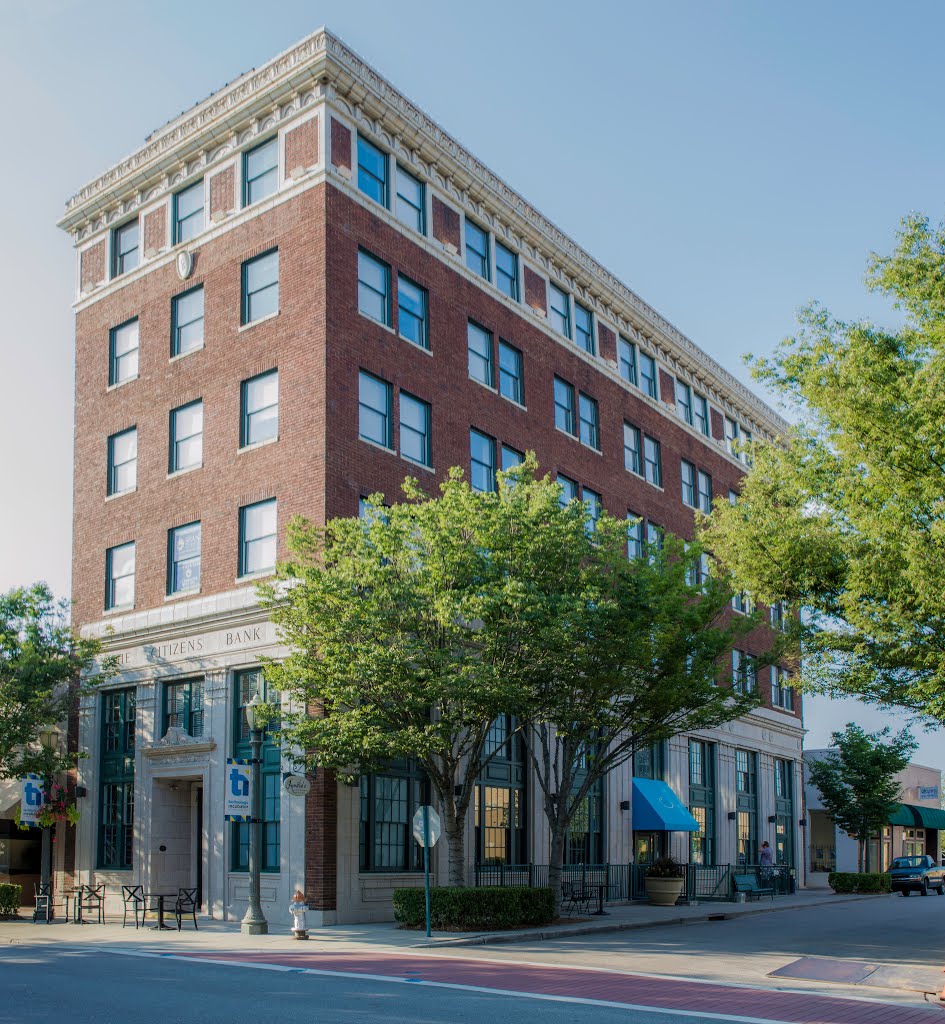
[689,739,716,865]
[99,688,136,870]
[359,760,426,871]
[735,748,758,865]
[475,715,527,865]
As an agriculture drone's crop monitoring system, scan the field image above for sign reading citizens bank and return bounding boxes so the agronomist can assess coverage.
[96,622,277,672]
[224,758,252,821]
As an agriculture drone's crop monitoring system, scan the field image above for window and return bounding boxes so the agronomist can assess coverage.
[171,286,204,357]
[501,445,523,471]
[624,422,642,475]
[549,284,571,338]
[646,521,663,563]
[584,489,601,532]
[574,303,594,354]
[169,400,203,473]
[167,521,201,595]
[105,542,135,610]
[109,318,139,386]
[725,416,740,456]
[557,474,578,507]
[772,666,794,711]
[242,137,279,207]
[465,220,490,281]
[357,135,388,206]
[397,275,428,348]
[732,650,756,694]
[241,249,279,324]
[554,377,576,435]
[770,601,788,632]
[578,392,599,449]
[676,380,693,424]
[732,590,752,614]
[774,758,795,866]
[173,180,204,244]
[743,429,753,466]
[360,761,427,872]
[112,219,139,277]
[643,434,662,487]
[400,392,431,468]
[693,393,710,436]
[697,470,713,514]
[639,351,658,398]
[470,429,496,493]
[475,716,527,866]
[728,488,739,505]
[99,688,135,869]
[467,321,493,387]
[681,460,696,507]
[238,499,277,577]
[358,371,393,449]
[627,513,644,560]
[358,250,391,326]
[164,679,203,738]
[566,777,603,864]
[395,165,425,233]
[498,340,523,404]
[736,749,755,793]
[495,242,519,300]
[107,427,137,496]
[240,369,279,447]
[618,337,637,386]
[689,739,716,866]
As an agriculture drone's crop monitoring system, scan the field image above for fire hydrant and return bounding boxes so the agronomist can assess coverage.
[289,889,309,939]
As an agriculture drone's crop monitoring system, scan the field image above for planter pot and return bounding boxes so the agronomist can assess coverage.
[645,876,685,906]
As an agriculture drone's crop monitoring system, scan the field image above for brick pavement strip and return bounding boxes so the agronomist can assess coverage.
[176,950,945,1024]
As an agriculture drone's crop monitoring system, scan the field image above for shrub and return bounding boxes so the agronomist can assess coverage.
[827,872,891,894]
[0,884,22,917]
[646,856,684,879]
[392,886,555,930]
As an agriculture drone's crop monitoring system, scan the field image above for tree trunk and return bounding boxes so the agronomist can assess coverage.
[441,798,467,887]
[547,818,568,919]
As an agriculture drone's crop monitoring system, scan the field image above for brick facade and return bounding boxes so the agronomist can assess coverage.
[143,206,167,256]
[209,166,235,220]
[80,240,106,291]
[285,116,318,176]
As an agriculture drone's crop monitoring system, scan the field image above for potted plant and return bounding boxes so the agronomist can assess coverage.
[644,856,685,906]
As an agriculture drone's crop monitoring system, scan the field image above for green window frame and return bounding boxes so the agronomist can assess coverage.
[112,219,139,278]
[358,249,392,326]
[553,377,575,435]
[467,321,494,387]
[359,760,427,872]
[399,391,432,468]
[167,521,201,595]
[501,444,523,472]
[498,340,523,405]
[358,370,393,449]
[475,715,527,866]
[697,470,713,514]
[240,369,279,448]
[676,379,693,424]
[99,688,136,869]
[470,429,496,493]
[495,242,519,300]
[395,164,425,233]
[105,541,135,611]
[397,274,428,348]
[465,219,490,281]
[681,460,696,507]
[618,337,638,386]
[357,135,388,206]
[693,393,710,436]
[633,741,664,780]
[626,513,644,560]
[238,498,277,578]
[549,284,571,338]
[163,678,204,738]
[557,474,578,508]
[643,434,662,487]
[574,303,594,354]
[624,422,641,475]
[107,427,137,497]
[583,489,602,532]
[173,180,204,244]
[241,248,279,325]
[578,392,599,449]
[109,318,139,387]
[774,758,794,866]
[169,400,203,474]
[171,285,204,357]
[688,740,716,865]
[242,137,279,207]
[639,351,658,399]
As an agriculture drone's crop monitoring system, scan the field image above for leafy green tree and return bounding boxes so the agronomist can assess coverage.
[807,723,916,872]
[0,583,100,780]
[699,214,945,724]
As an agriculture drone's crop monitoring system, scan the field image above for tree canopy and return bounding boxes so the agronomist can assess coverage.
[699,213,945,724]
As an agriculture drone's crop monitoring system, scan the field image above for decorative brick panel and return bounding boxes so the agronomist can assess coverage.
[143,205,167,256]
[306,767,338,910]
[330,118,352,171]
[209,166,235,220]
[659,368,676,405]
[431,196,460,252]
[80,240,107,291]
[597,322,616,363]
[523,266,547,315]
[710,407,725,441]
[285,116,318,176]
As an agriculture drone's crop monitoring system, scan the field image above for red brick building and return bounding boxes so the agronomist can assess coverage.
[59,28,804,924]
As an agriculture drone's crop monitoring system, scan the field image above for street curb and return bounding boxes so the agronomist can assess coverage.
[414,893,890,948]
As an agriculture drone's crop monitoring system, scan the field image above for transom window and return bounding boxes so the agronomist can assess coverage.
[238,499,277,577]
[358,250,391,326]
[241,369,279,448]
[643,434,662,487]
[681,460,696,507]
[574,303,594,354]
[242,137,279,207]
[105,542,135,610]
[171,286,204,357]
[697,470,713,514]
[395,165,425,233]
[241,249,279,324]
[549,284,571,338]
[112,220,139,278]
[107,427,137,496]
[624,422,642,475]
[618,337,638,386]
[470,429,496,493]
[173,180,204,244]
[358,370,393,449]
[495,242,519,300]
[578,392,599,449]
[465,220,490,281]
[168,521,201,595]
[357,135,388,206]
[639,351,658,399]
[399,391,431,468]
[554,377,576,435]
[397,275,428,348]
[109,318,139,386]
[498,340,523,404]
[467,321,494,387]
[164,678,203,738]
[169,400,203,473]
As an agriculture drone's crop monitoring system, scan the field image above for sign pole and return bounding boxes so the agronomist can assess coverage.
[423,804,431,938]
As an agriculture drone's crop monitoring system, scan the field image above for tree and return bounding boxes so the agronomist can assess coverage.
[699,213,945,724]
[806,723,916,872]
[0,583,100,780]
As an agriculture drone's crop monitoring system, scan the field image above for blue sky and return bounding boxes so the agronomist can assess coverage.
[1,1,942,766]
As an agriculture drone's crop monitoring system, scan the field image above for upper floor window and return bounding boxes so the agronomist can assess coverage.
[639,351,658,399]
[627,513,644,560]
[241,249,279,325]
[169,400,203,474]
[725,416,740,456]
[238,498,277,577]
[574,303,594,355]
[397,275,428,349]
[173,180,204,244]
[697,470,713,514]
[624,422,642,475]
[732,590,753,614]
[395,164,425,233]
[693,393,710,436]
[681,460,696,507]
[242,137,279,207]
[171,286,204,358]
[584,489,602,532]
[168,521,201,595]
[553,377,576,436]
[358,249,391,327]
[109,318,139,386]
[557,474,578,507]
[241,369,279,448]
[470,429,497,493]
[578,392,599,449]
[467,321,493,387]
[105,541,135,611]
[107,427,137,497]
[618,337,638,387]
[358,370,393,449]
[495,242,519,301]
[735,748,755,793]
[643,434,662,487]
[465,220,490,281]
[770,600,788,632]
[400,391,432,468]
[771,666,794,711]
[501,445,524,472]
[357,135,388,206]
[498,340,523,405]
[549,284,571,338]
[732,651,756,694]
[676,380,693,425]
[112,219,139,278]
[164,678,203,738]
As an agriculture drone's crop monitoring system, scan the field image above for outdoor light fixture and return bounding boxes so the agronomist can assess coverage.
[768,815,777,823]
[242,691,269,936]
[619,800,631,811]
[39,726,61,752]
[727,811,737,820]
[244,692,266,733]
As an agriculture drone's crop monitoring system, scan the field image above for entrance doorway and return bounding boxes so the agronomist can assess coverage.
[151,778,203,904]
[634,832,663,865]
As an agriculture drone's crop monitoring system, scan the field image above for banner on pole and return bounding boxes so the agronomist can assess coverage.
[19,774,45,827]
[224,758,252,821]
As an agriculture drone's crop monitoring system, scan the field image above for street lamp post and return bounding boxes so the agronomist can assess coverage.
[241,694,268,935]
[38,726,61,920]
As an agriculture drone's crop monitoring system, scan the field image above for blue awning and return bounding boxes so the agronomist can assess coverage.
[632,778,700,832]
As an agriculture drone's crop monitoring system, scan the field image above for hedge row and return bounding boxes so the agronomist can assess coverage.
[828,872,891,894]
[0,884,22,917]
[392,886,555,930]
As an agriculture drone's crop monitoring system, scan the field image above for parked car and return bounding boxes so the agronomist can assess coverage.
[889,855,945,896]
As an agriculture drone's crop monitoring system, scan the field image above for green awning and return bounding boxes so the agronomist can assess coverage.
[888,803,945,829]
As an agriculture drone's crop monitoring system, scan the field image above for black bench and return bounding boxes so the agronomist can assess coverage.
[732,873,775,901]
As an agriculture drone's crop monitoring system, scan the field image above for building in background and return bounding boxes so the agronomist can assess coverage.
[58,27,804,923]
[805,752,945,879]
